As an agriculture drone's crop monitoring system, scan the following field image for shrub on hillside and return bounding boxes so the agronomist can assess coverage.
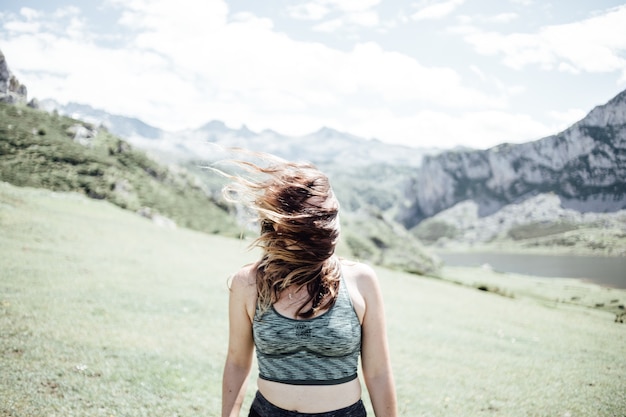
[508,221,580,240]
[412,218,459,244]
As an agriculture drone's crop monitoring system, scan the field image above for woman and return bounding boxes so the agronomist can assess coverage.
[220,157,397,417]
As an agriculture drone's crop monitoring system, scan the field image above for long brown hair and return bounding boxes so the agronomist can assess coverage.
[220,154,341,318]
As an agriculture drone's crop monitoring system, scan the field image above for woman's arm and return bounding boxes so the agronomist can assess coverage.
[358,264,398,417]
[222,267,256,417]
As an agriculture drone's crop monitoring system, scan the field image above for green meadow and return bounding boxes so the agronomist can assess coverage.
[1,181,625,417]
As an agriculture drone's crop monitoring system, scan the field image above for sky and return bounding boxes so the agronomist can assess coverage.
[1,0,626,150]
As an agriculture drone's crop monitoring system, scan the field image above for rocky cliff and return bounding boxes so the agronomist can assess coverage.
[398,89,626,228]
[0,50,27,104]
[0,50,38,108]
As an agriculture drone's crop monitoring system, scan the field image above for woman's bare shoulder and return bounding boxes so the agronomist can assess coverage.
[341,259,376,277]
[229,262,259,293]
[340,259,379,289]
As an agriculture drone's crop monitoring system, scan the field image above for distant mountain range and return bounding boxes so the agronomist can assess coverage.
[37,75,626,255]
[40,99,436,168]
[1,48,440,275]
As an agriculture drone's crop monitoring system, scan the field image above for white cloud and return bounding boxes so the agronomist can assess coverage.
[468,64,526,99]
[344,42,504,108]
[464,5,626,77]
[486,13,518,23]
[4,20,41,33]
[557,62,579,74]
[324,0,381,13]
[287,0,381,18]
[20,7,41,20]
[469,64,487,81]
[52,6,81,19]
[509,0,533,6]
[411,0,465,21]
[311,11,378,33]
[287,3,330,20]
[3,5,85,41]
[313,18,344,32]
[548,108,587,132]
[1,0,528,149]
[112,0,229,35]
[343,109,553,149]
[288,0,381,30]
[348,10,379,27]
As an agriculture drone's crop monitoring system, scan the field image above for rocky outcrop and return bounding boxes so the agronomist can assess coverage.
[66,123,98,146]
[0,50,28,105]
[398,89,626,228]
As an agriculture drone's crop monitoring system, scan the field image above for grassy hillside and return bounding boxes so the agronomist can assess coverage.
[0,103,440,274]
[0,103,237,236]
[1,181,625,416]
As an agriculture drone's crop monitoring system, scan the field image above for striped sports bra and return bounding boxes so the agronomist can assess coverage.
[252,276,362,385]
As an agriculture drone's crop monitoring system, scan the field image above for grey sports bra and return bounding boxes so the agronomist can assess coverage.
[252,276,362,385]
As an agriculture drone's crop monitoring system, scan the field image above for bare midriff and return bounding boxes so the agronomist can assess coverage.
[257,377,362,413]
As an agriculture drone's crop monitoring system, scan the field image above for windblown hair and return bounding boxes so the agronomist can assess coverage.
[221,155,341,318]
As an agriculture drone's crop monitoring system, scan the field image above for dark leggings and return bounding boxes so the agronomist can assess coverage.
[248,391,367,417]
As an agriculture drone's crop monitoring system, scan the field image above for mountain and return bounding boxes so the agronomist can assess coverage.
[41,99,437,167]
[19,48,626,257]
[0,101,239,236]
[1,51,440,276]
[0,50,237,238]
[398,89,626,230]
[0,50,37,108]
[40,99,162,140]
[40,90,626,257]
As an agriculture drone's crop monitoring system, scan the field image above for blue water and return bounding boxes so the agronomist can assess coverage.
[435,252,626,289]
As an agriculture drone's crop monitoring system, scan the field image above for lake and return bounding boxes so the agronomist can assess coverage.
[435,251,626,289]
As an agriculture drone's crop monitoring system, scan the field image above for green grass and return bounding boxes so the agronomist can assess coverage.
[0,181,253,416]
[1,182,625,417]
[411,218,459,244]
[0,103,237,236]
[0,102,440,274]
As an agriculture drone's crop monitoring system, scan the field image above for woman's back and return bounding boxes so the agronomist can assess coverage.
[220,157,396,417]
